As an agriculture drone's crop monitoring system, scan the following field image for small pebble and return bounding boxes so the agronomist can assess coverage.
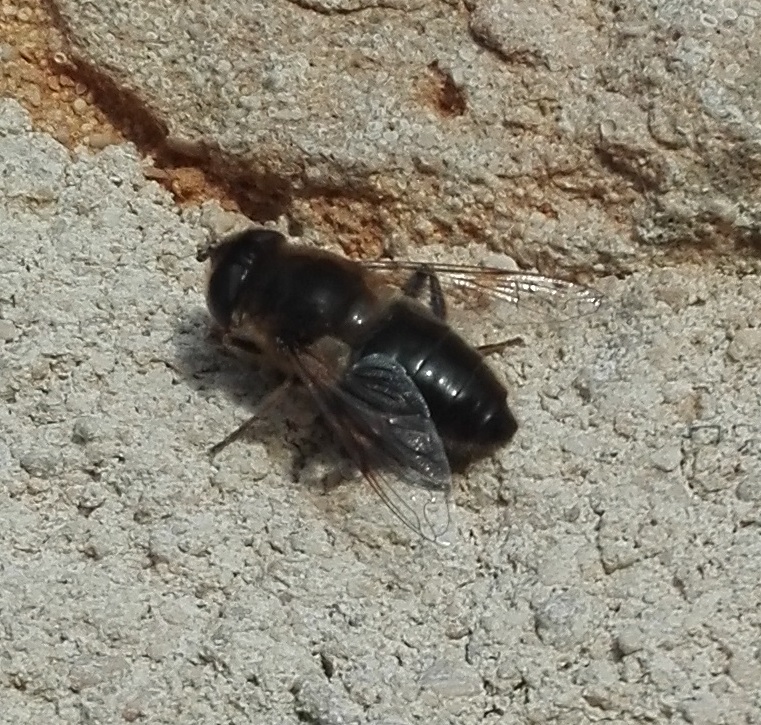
[19,450,58,478]
[419,660,482,698]
[650,443,682,472]
[88,132,117,150]
[735,477,761,502]
[0,319,17,341]
[534,591,595,649]
[72,416,99,444]
[25,85,41,107]
[727,328,761,362]
[679,691,722,725]
[616,626,645,655]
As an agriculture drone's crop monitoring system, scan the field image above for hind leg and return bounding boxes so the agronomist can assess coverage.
[477,337,525,355]
[402,265,447,320]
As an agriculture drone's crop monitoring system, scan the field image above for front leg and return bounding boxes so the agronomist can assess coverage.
[208,379,294,457]
[224,333,263,357]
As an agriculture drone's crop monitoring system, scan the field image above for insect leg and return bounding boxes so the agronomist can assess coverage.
[208,379,293,458]
[477,337,525,355]
[402,265,447,320]
[223,333,263,356]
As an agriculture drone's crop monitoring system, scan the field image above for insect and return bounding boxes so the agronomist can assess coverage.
[197,227,602,541]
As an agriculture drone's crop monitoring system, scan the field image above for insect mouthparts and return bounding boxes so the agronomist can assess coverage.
[196,244,213,263]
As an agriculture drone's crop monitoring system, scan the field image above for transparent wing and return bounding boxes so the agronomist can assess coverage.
[361,260,603,324]
[289,349,452,543]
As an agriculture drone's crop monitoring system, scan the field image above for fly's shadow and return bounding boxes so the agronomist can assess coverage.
[168,306,349,485]
[168,307,451,543]
[170,305,272,408]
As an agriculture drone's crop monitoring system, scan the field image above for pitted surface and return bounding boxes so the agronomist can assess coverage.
[1,99,759,724]
[46,0,761,271]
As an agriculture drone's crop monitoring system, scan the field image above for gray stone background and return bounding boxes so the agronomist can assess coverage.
[1,0,760,723]
[49,0,761,273]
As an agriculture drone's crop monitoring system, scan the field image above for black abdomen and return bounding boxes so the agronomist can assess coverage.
[353,301,518,456]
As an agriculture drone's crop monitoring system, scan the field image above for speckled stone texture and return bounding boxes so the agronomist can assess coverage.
[1,98,760,724]
[49,0,761,272]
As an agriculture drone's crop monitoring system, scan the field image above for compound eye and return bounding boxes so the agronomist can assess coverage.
[206,256,248,328]
[203,228,284,328]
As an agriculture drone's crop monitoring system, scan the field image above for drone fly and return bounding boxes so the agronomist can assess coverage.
[198,228,602,541]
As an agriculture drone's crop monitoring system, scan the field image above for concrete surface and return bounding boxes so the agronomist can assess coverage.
[49,0,761,271]
[1,97,760,724]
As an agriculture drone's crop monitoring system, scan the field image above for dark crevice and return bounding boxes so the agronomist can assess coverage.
[427,60,467,117]
[593,146,665,194]
[41,0,761,271]
[44,0,385,225]
[286,0,406,16]
[47,49,294,221]
[319,651,335,680]
[295,712,319,724]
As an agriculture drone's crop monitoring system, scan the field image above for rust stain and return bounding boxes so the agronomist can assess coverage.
[309,197,385,259]
[0,2,121,149]
[420,60,468,118]
[1,0,246,214]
